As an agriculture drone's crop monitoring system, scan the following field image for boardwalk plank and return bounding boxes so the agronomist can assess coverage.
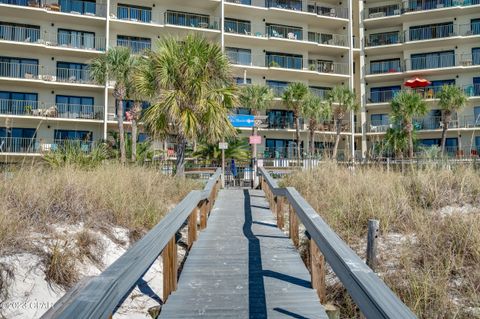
[159,189,327,319]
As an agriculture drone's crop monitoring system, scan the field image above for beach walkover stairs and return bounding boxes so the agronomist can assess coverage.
[42,169,417,319]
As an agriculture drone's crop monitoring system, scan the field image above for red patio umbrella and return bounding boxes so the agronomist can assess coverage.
[404,77,431,88]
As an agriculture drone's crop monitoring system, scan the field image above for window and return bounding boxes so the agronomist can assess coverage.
[410,50,455,70]
[117,35,151,53]
[225,18,251,34]
[266,52,302,69]
[264,138,302,159]
[233,108,251,115]
[0,91,37,115]
[0,127,36,153]
[367,4,399,17]
[474,106,480,125]
[54,129,92,141]
[56,95,95,119]
[369,31,399,46]
[409,22,454,41]
[225,47,251,65]
[370,114,389,126]
[115,100,149,119]
[0,56,38,78]
[58,29,95,50]
[117,4,152,23]
[60,0,96,15]
[420,138,457,152]
[370,86,401,103]
[56,61,89,82]
[0,22,40,43]
[473,48,480,65]
[309,86,331,99]
[474,77,480,96]
[0,0,29,6]
[369,58,401,74]
[266,0,302,11]
[266,80,289,96]
[406,0,454,11]
[428,79,455,95]
[471,19,480,35]
[476,136,480,152]
[267,110,301,129]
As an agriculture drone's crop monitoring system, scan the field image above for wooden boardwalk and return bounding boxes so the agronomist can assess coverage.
[159,189,328,319]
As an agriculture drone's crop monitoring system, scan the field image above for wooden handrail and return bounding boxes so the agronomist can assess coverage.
[258,167,417,319]
[42,169,222,319]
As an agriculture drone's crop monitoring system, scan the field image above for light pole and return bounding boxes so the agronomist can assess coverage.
[251,116,267,188]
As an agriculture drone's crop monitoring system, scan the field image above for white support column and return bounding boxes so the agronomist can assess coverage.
[103,0,111,140]
[220,0,225,52]
[348,0,355,163]
[358,0,367,161]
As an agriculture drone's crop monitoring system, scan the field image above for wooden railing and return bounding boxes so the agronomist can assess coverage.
[41,169,222,319]
[258,167,417,319]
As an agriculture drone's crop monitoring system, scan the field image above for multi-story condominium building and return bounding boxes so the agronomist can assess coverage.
[0,0,478,162]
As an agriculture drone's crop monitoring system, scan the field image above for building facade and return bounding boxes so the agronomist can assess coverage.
[0,0,478,162]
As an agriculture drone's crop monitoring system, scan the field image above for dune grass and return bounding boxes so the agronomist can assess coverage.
[283,163,480,318]
[0,164,200,255]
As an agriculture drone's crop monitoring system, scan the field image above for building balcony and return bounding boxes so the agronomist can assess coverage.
[308,32,347,47]
[0,0,107,18]
[0,24,106,51]
[364,0,480,20]
[266,24,303,41]
[0,137,94,155]
[224,19,252,35]
[0,61,97,86]
[309,87,331,99]
[0,99,104,120]
[367,84,480,104]
[115,39,151,53]
[405,53,478,71]
[164,11,220,30]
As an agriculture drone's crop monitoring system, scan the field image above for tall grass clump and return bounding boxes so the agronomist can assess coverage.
[0,164,200,255]
[283,163,480,318]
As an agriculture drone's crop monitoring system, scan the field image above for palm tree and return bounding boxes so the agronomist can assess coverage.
[390,90,427,159]
[282,82,309,161]
[302,93,330,156]
[239,85,273,167]
[437,85,467,155]
[192,137,250,163]
[90,46,134,164]
[327,86,358,160]
[126,56,144,162]
[239,85,273,116]
[384,126,409,159]
[134,34,236,176]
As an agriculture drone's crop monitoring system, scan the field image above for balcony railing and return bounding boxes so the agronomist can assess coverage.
[116,39,151,53]
[55,67,92,84]
[266,0,302,11]
[226,51,252,66]
[464,83,480,96]
[52,32,106,51]
[307,3,349,18]
[0,61,39,79]
[367,60,404,74]
[364,4,401,19]
[0,137,37,154]
[266,25,303,40]
[308,32,347,46]
[406,53,471,71]
[310,87,331,99]
[164,11,219,30]
[266,54,303,69]
[406,24,456,41]
[0,99,104,119]
[225,0,251,4]
[268,84,288,97]
[367,90,401,103]
[224,20,251,35]
[366,32,402,47]
[116,5,152,23]
[308,60,349,74]
[0,24,40,43]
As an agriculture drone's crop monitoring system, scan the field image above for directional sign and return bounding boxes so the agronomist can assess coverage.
[249,135,261,145]
[218,142,228,150]
[228,115,255,128]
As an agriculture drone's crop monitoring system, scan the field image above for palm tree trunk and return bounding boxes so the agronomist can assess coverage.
[407,127,414,159]
[440,121,448,155]
[175,135,187,177]
[332,118,342,160]
[131,119,137,162]
[295,113,301,163]
[310,127,315,156]
[116,98,126,164]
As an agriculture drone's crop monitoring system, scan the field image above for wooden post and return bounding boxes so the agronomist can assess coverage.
[310,239,326,303]
[289,205,299,247]
[276,196,284,229]
[200,201,208,230]
[366,219,380,271]
[188,207,198,249]
[162,237,177,301]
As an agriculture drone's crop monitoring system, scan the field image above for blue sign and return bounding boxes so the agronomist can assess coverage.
[229,115,255,128]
